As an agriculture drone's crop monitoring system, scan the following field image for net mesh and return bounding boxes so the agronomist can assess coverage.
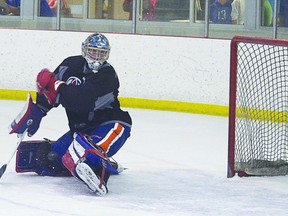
[234,41,288,175]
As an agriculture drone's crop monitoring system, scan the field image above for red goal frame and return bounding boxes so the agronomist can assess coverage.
[227,36,288,178]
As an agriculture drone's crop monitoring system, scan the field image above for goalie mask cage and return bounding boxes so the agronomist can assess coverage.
[227,36,288,178]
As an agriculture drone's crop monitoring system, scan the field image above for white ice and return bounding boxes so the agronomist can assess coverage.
[0,100,287,216]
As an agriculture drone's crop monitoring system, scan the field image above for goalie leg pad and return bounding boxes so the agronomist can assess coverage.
[61,132,107,174]
[61,133,111,195]
[75,162,108,196]
[16,140,70,176]
[71,132,120,174]
[50,131,74,160]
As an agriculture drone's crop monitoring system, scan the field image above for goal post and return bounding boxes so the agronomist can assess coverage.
[227,36,288,178]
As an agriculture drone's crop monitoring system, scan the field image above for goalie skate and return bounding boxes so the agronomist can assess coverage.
[75,162,108,196]
[110,160,125,173]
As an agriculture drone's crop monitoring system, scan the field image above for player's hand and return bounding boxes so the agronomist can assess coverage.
[36,69,65,105]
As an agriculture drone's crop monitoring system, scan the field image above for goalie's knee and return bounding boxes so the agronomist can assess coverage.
[61,132,102,175]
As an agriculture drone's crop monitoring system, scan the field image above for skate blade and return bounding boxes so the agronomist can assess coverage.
[75,163,107,196]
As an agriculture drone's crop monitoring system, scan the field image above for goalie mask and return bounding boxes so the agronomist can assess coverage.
[82,33,111,71]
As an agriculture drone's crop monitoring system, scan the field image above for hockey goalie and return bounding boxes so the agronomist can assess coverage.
[8,33,132,196]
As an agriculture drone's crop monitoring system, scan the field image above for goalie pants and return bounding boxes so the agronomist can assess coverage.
[51,122,131,172]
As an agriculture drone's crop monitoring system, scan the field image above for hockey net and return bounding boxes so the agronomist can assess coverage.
[227,36,288,177]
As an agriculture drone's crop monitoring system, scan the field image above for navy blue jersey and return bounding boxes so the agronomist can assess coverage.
[210,0,232,24]
[36,55,132,132]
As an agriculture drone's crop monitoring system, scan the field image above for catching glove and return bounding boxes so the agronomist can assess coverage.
[36,69,65,106]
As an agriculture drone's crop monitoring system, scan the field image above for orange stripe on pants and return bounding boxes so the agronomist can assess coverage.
[98,123,124,153]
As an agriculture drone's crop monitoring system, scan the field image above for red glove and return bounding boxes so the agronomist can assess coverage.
[36,69,65,105]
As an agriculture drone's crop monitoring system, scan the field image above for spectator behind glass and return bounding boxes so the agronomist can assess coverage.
[123,0,157,21]
[267,0,281,14]
[48,0,72,17]
[262,0,273,26]
[40,0,55,16]
[231,0,245,24]
[267,0,280,24]
[0,0,20,15]
[209,0,232,24]
[0,0,55,16]
[263,0,288,27]
[279,0,288,27]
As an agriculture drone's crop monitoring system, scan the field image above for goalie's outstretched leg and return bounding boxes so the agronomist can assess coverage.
[61,132,112,195]
[50,122,131,195]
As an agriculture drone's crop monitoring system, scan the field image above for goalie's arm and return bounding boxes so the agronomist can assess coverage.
[36,93,55,113]
[36,68,116,113]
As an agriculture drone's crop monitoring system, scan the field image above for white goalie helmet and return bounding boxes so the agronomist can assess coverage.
[82,33,111,71]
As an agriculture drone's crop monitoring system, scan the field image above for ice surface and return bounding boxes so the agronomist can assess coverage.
[0,100,287,216]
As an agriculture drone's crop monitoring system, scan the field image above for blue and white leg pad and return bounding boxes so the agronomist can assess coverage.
[61,132,108,195]
[62,132,119,174]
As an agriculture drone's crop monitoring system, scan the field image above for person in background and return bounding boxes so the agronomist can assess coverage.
[209,0,233,24]
[262,0,273,26]
[231,0,245,24]
[0,0,54,16]
[262,0,288,27]
[48,0,71,17]
[123,0,157,21]
[269,0,282,15]
[279,0,288,27]
[0,0,20,15]
[102,0,108,19]
[40,0,55,16]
